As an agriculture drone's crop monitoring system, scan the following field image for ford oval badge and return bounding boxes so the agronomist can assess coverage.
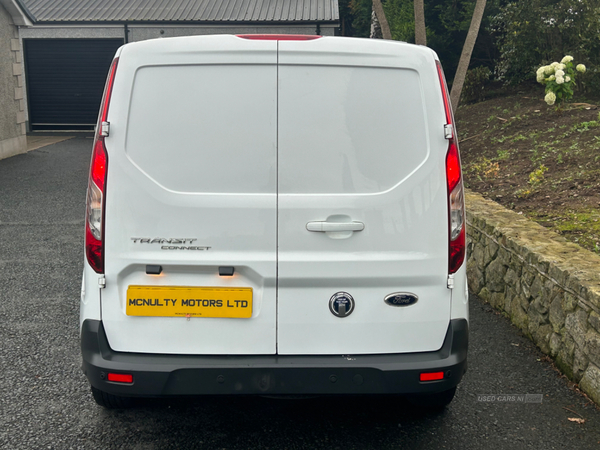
[329,292,355,318]
[384,292,418,307]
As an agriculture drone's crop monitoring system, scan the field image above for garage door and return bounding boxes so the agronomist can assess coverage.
[24,39,123,131]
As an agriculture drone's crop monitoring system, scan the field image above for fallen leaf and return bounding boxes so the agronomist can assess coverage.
[568,418,586,424]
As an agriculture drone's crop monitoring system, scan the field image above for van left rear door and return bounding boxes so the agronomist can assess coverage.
[100,36,279,355]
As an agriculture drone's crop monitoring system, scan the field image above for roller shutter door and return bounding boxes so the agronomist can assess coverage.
[24,39,123,131]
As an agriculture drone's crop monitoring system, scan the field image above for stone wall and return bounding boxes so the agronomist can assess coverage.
[0,3,26,160]
[466,190,600,405]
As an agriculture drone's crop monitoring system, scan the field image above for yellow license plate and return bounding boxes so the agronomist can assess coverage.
[126,286,253,318]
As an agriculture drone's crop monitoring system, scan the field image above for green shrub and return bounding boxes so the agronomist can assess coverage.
[536,56,586,106]
[461,66,492,104]
[491,0,600,97]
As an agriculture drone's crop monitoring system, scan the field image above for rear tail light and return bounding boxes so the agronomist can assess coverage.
[437,61,466,274]
[85,140,107,272]
[85,57,118,273]
[447,145,466,273]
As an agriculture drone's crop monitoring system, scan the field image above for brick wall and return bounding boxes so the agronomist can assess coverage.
[0,4,26,160]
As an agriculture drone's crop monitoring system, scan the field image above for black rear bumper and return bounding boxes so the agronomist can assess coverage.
[81,319,468,397]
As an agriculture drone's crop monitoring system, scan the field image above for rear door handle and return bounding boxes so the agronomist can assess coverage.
[306,221,365,232]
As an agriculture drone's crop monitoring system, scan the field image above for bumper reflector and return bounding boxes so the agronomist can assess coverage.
[420,371,444,382]
[108,373,133,383]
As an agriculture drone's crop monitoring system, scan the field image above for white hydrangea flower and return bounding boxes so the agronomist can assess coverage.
[576,64,586,73]
[558,64,566,70]
[551,62,560,68]
[565,76,571,82]
[555,69,565,77]
[556,76,565,85]
[536,67,546,83]
[561,55,574,63]
[545,92,556,105]
[548,75,556,81]
[544,65,555,75]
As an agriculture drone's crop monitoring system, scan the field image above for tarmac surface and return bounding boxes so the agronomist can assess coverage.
[1,136,599,449]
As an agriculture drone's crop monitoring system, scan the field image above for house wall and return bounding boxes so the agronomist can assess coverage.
[128,23,335,40]
[18,23,336,126]
[19,23,335,41]
[0,3,26,160]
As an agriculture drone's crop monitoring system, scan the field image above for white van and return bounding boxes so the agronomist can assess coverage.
[81,34,468,409]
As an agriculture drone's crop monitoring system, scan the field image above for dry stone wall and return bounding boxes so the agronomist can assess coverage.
[466,190,600,405]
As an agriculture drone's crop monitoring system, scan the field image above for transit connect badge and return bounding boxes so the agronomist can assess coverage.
[329,292,355,318]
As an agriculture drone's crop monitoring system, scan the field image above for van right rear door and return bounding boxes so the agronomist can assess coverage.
[276,38,453,355]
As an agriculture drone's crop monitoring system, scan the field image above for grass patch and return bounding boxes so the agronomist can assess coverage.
[455,87,600,253]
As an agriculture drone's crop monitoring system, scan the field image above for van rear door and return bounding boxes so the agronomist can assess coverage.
[276,38,452,355]
[100,36,278,355]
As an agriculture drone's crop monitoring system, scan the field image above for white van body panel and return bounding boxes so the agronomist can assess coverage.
[277,39,451,354]
[87,35,465,357]
[450,264,469,321]
[80,268,101,323]
[100,36,278,354]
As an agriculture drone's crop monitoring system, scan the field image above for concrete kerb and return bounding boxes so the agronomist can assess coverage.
[26,135,75,152]
[466,189,600,405]
[0,135,77,161]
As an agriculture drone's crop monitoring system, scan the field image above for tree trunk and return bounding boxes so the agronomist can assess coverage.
[450,0,487,109]
[370,10,382,39]
[414,0,426,45]
[372,0,392,40]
